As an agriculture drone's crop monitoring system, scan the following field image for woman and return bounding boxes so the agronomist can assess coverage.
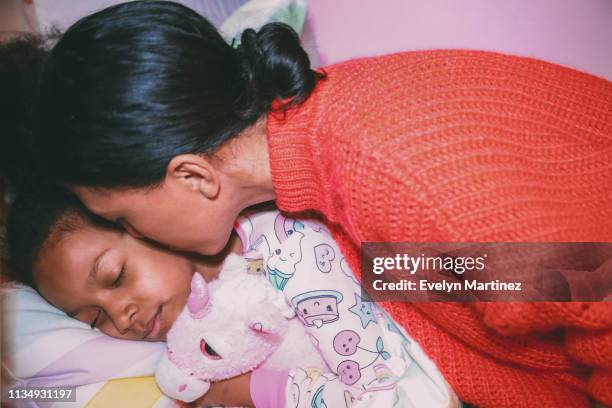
[32,1,612,406]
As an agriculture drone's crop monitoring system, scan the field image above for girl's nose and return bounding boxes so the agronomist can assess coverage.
[109,301,138,335]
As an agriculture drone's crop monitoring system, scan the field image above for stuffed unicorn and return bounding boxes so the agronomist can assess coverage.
[155,254,326,403]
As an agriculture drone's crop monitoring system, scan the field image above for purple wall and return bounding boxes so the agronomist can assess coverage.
[308,0,612,80]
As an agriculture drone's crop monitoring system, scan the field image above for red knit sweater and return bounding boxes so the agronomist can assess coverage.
[266,50,612,408]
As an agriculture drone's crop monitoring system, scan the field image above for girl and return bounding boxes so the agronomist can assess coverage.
[6,187,456,407]
[28,1,612,406]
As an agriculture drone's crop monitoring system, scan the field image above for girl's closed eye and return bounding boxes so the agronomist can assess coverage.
[111,265,126,288]
[90,310,101,329]
[90,310,112,330]
[90,265,126,328]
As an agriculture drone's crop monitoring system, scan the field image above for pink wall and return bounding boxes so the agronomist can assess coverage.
[307,0,612,80]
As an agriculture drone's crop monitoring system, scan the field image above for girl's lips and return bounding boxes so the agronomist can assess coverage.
[145,306,163,340]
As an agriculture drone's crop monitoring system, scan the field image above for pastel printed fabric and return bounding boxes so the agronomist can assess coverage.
[234,209,458,408]
[1,284,173,408]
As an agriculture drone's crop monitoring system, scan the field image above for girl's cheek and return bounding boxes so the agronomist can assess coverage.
[97,317,114,336]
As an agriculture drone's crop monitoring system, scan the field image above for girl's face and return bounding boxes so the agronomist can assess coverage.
[35,226,230,342]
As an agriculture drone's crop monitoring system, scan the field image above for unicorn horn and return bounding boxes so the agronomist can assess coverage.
[187,273,210,318]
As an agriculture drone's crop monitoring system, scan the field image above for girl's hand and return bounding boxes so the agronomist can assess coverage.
[189,372,254,408]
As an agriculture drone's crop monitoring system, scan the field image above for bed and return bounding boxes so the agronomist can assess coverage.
[2,1,611,407]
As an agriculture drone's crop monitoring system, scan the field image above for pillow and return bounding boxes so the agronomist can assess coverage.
[220,0,308,45]
[1,284,173,408]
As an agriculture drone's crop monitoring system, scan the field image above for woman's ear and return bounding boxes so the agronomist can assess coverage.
[166,154,220,199]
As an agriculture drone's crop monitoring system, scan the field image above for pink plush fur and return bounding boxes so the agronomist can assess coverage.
[155,254,325,402]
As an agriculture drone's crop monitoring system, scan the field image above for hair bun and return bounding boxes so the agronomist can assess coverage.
[239,22,323,113]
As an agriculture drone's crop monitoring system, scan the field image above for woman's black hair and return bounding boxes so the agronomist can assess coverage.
[0,33,51,189]
[5,185,115,288]
[37,0,325,189]
[0,33,51,284]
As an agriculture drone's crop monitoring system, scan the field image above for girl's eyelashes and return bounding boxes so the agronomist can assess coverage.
[113,218,124,230]
[111,266,126,288]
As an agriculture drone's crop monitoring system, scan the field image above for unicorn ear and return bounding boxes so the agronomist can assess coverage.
[187,273,209,318]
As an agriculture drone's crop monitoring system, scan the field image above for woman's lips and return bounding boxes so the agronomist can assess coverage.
[145,306,163,340]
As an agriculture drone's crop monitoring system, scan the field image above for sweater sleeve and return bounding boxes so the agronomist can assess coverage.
[474,302,612,336]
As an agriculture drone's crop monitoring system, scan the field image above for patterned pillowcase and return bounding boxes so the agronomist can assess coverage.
[220,0,308,46]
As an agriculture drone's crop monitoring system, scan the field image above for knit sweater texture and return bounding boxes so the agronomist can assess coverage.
[266,50,612,408]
